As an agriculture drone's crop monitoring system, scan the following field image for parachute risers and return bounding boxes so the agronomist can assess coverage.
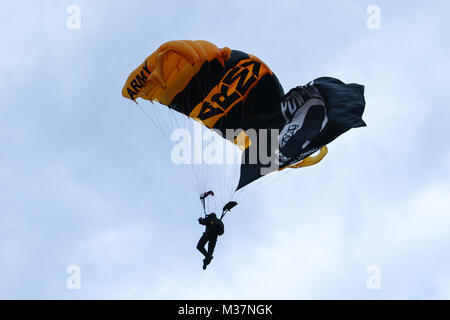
[199,191,236,222]
[220,201,238,220]
[200,190,214,200]
[200,190,214,215]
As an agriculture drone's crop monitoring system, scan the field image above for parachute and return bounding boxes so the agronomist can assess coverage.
[122,40,366,205]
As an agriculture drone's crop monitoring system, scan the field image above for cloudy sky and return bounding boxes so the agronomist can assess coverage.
[1,0,449,299]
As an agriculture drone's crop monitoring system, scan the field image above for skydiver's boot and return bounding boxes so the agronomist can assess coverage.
[202,255,213,270]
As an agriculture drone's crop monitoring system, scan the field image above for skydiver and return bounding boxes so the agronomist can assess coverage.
[197,212,224,270]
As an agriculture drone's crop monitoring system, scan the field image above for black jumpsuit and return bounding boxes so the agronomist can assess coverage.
[197,214,221,258]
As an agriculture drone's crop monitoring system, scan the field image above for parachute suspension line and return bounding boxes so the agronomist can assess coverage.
[237,95,268,200]
[219,149,228,206]
[228,134,243,202]
[237,169,291,203]
[198,65,230,206]
[166,107,202,194]
[217,127,235,205]
[234,149,242,192]
[221,140,232,202]
[165,108,202,194]
[195,72,215,197]
[220,210,228,221]
[233,170,272,203]
[235,146,328,204]
[236,171,279,203]
[207,194,211,214]
[210,62,238,206]
[212,189,218,213]
[202,128,218,197]
[227,89,257,203]
[166,101,213,198]
[137,102,201,194]
[200,191,214,216]
[230,146,242,200]
[201,197,206,216]
[232,163,264,204]
[184,77,205,196]
[173,74,201,193]
[162,66,211,198]
[136,103,169,143]
[234,188,245,202]
[143,101,201,195]
[201,124,206,192]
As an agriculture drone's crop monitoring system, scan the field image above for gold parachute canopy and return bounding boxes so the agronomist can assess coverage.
[122,40,231,105]
[122,40,366,190]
